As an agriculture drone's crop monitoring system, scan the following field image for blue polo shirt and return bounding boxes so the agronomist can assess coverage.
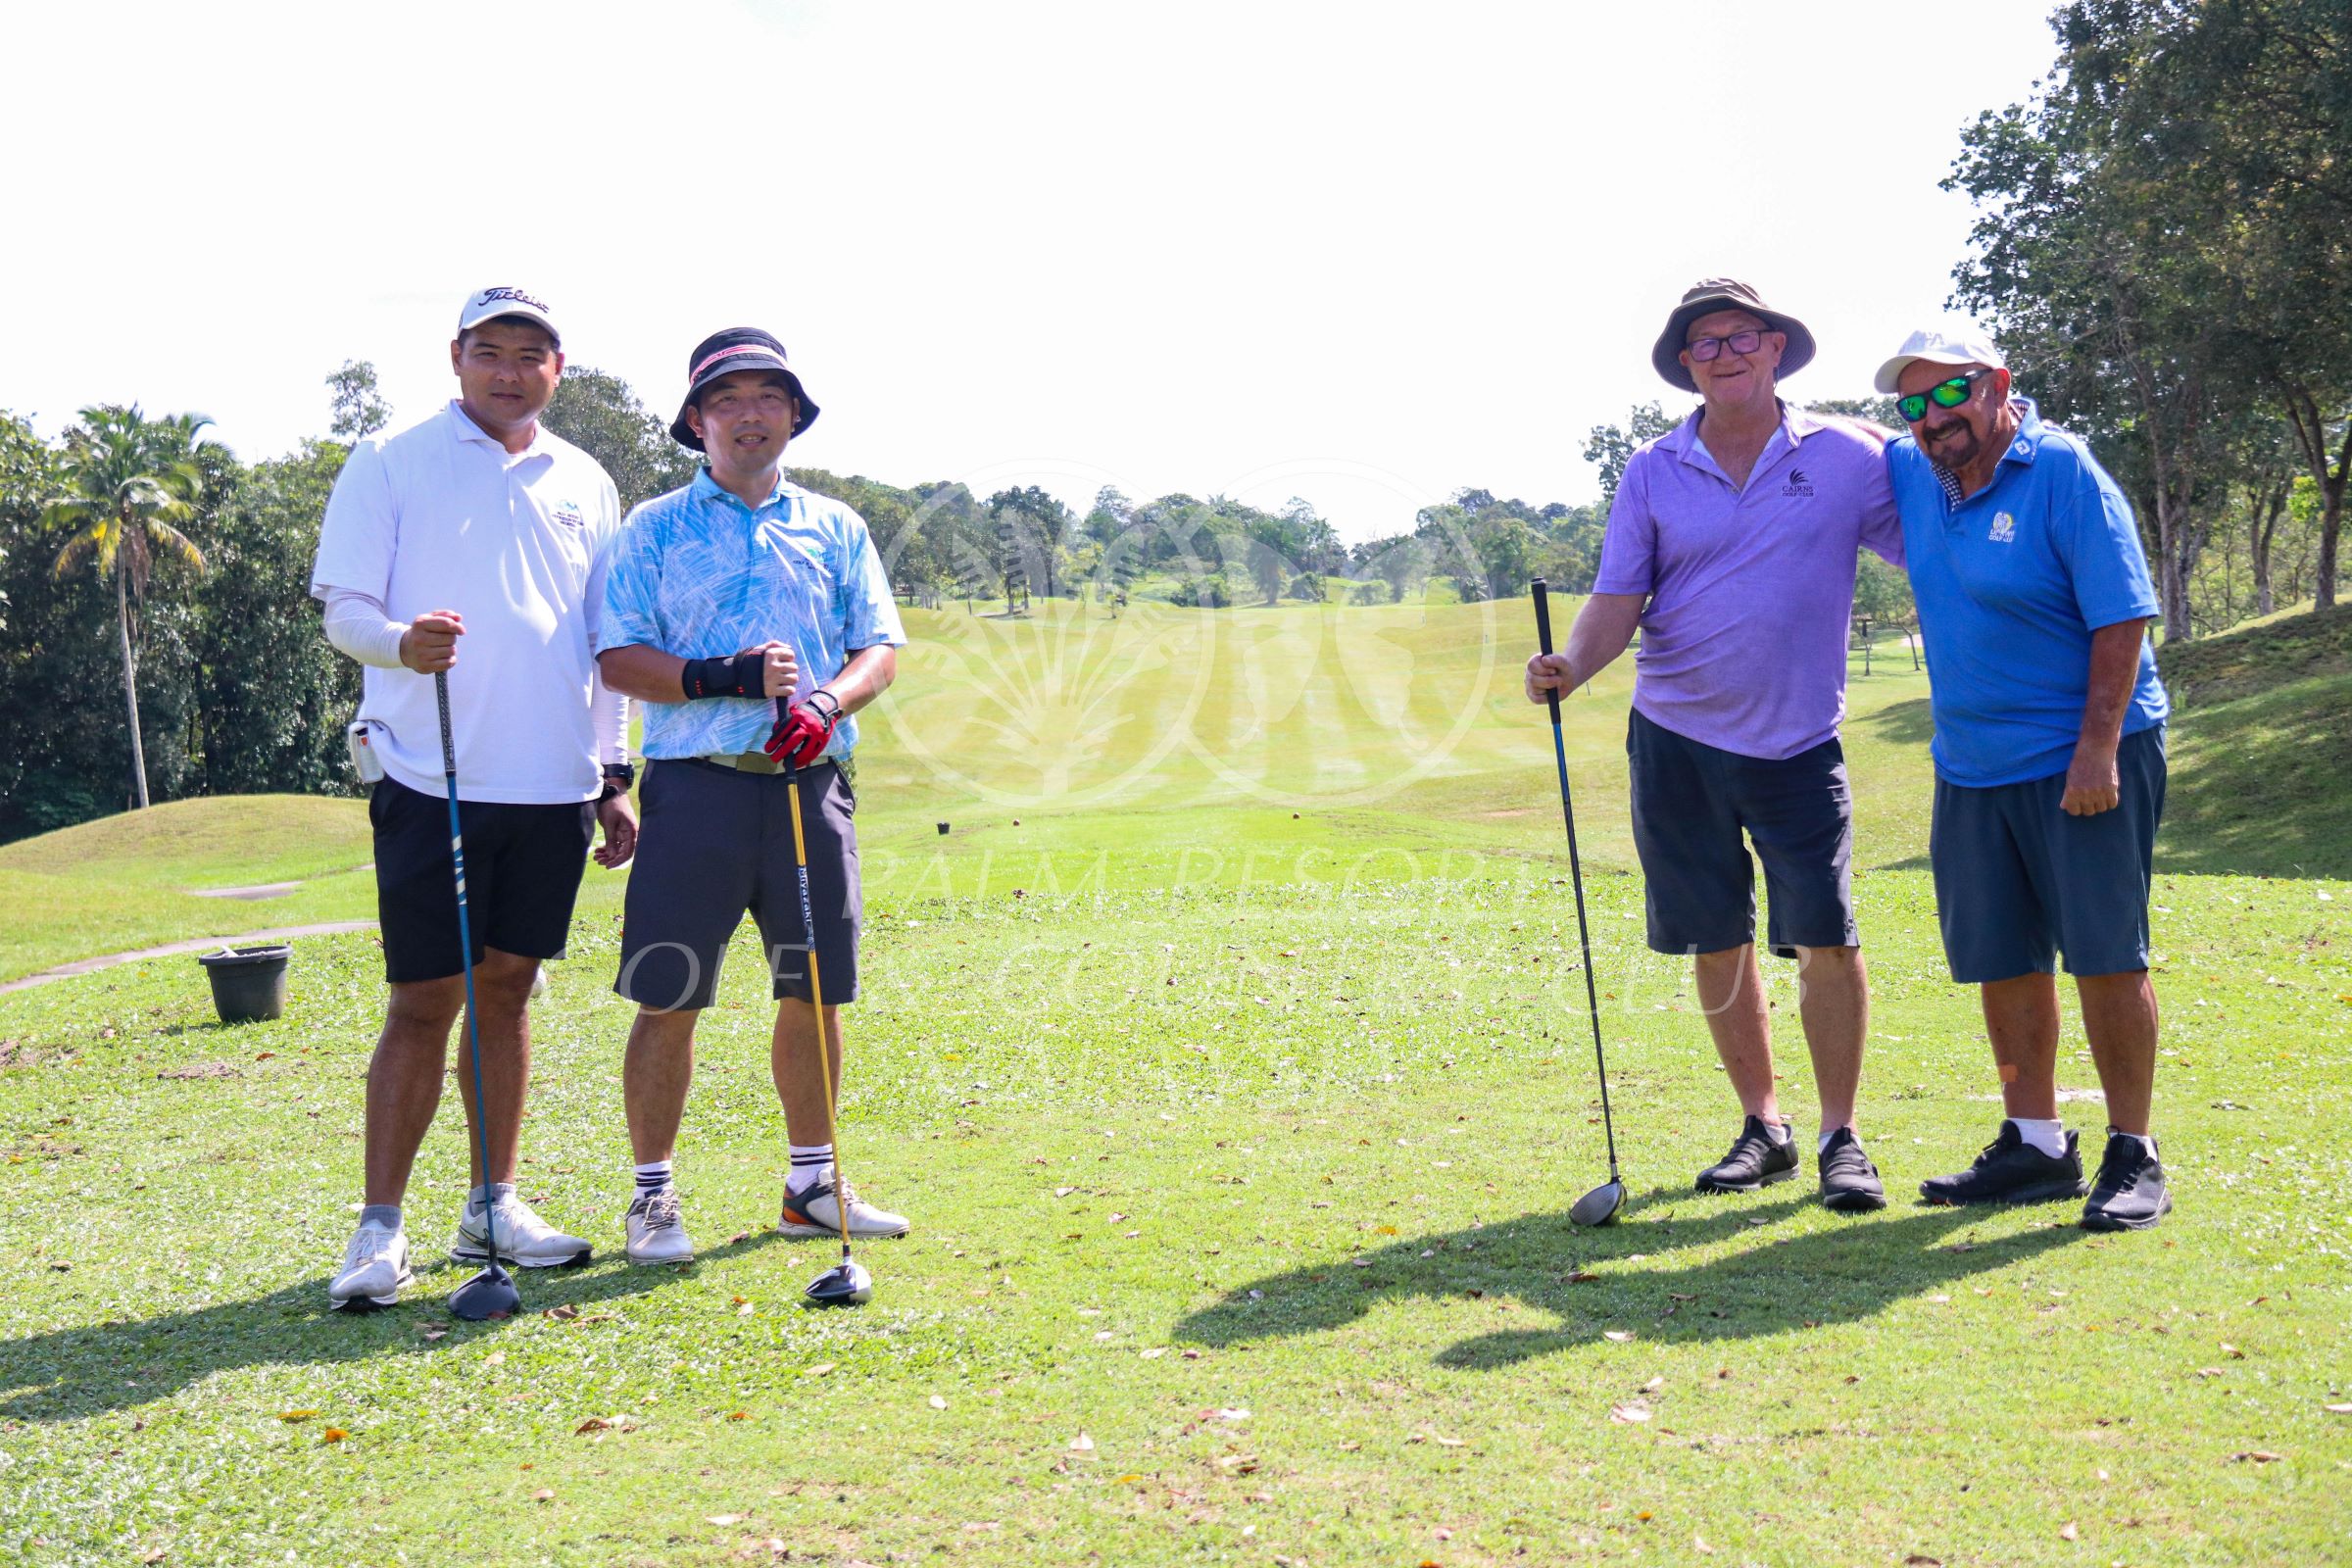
[598,468,906,761]
[1886,398,2167,788]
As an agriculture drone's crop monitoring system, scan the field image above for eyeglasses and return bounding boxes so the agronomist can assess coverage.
[1896,369,1992,422]
[1686,328,1769,363]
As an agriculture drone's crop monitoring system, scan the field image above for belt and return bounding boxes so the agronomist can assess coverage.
[673,753,835,777]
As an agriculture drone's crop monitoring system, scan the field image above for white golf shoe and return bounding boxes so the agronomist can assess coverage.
[624,1186,696,1265]
[451,1190,593,1268]
[778,1174,909,1240]
[328,1220,413,1310]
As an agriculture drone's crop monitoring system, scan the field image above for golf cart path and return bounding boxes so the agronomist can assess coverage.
[0,921,379,997]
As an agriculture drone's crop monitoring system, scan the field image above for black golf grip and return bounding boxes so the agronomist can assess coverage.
[436,669,455,773]
[1530,578,1562,721]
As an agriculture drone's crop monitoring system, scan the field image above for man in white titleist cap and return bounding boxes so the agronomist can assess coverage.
[310,286,638,1309]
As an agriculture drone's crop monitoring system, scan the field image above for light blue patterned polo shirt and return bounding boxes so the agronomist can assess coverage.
[598,468,906,760]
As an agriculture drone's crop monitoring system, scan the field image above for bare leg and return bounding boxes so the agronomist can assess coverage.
[623,1005,702,1164]
[772,1001,844,1147]
[1980,972,2061,1121]
[1792,945,1867,1134]
[2076,970,2159,1136]
[362,976,462,1206]
[448,948,540,1188]
[1693,945,1779,1124]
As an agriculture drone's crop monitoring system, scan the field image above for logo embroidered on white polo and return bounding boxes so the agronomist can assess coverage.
[1989,512,2017,543]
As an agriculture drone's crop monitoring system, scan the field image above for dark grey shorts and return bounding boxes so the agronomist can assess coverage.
[1931,724,2166,982]
[1626,708,1859,958]
[614,759,861,1012]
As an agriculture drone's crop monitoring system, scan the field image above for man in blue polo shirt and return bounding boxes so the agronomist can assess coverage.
[1879,325,2173,1231]
[595,327,908,1265]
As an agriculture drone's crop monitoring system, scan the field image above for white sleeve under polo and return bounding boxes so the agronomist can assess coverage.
[312,402,624,805]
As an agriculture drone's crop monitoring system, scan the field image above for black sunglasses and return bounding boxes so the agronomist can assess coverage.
[1896,368,1993,422]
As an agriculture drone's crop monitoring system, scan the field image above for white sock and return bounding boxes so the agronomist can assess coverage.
[466,1182,514,1210]
[789,1142,835,1192]
[2008,1117,2068,1159]
[1760,1118,1791,1146]
[1817,1127,1853,1156]
[633,1159,673,1195]
[359,1203,403,1233]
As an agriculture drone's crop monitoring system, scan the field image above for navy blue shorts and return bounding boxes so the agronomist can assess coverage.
[1931,725,2166,982]
[1625,708,1859,959]
[369,777,592,984]
[614,759,861,1012]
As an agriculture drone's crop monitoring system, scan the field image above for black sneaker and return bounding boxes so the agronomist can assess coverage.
[1696,1114,1800,1194]
[1919,1121,2087,1206]
[2081,1129,2172,1232]
[1817,1128,1886,1212]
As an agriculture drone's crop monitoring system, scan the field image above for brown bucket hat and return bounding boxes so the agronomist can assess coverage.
[1650,278,1816,393]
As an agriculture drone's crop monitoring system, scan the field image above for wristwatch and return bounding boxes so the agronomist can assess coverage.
[599,762,636,801]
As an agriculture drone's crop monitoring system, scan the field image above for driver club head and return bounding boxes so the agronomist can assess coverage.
[1569,1179,1627,1228]
[803,1257,873,1308]
[449,1260,521,1321]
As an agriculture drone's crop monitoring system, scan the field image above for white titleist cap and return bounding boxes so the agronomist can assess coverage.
[457,286,561,348]
[1874,325,2005,393]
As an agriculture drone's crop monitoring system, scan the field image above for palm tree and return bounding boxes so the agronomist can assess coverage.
[44,406,211,809]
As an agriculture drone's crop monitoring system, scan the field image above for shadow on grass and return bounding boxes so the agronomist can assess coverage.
[1176,1189,2083,1368]
[0,1230,788,1424]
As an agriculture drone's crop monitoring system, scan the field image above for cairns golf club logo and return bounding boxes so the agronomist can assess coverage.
[1782,467,1814,497]
[549,500,586,528]
[868,460,1500,811]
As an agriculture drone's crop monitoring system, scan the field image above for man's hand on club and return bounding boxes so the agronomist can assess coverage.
[593,789,638,868]
[764,694,839,768]
[2061,742,2122,815]
[400,610,465,674]
[744,640,800,698]
[1525,652,1576,704]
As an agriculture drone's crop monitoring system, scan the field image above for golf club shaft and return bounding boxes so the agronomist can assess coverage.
[435,673,504,1261]
[1531,581,1621,1178]
[783,765,854,1263]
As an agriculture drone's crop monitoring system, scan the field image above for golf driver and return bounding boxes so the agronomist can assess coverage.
[436,672,522,1321]
[1530,579,1628,1227]
[784,760,873,1308]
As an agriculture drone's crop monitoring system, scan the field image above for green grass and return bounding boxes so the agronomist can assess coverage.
[2,599,2348,1565]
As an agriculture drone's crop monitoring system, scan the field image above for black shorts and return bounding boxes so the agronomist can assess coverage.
[1931,725,2166,982]
[614,759,861,1013]
[1626,708,1859,958]
[369,777,593,984]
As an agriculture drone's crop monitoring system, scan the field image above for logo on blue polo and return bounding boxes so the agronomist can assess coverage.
[1782,467,1814,498]
[1989,512,2017,543]
[551,501,586,528]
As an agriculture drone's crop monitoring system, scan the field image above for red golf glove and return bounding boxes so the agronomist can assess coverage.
[763,692,840,768]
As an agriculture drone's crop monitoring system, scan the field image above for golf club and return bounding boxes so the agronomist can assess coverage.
[784,760,873,1308]
[1531,579,1628,1227]
[436,672,522,1321]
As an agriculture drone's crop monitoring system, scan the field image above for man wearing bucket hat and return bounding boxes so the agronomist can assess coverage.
[1525,279,1905,1211]
[1876,326,2173,1230]
[595,327,908,1265]
[311,286,637,1309]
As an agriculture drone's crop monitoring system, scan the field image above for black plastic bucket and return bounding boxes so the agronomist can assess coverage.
[198,945,291,1025]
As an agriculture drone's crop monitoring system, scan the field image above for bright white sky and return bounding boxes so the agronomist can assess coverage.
[1,1,2057,541]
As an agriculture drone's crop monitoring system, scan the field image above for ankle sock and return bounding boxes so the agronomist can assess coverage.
[789,1142,835,1192]
[634,1159,673,1195]
[2008,1117,2068,1159]
[466,1181,514,1211]
[1817,1128,1853,1156]
[360,1203,403,1233]
[1760,1118,1791,1146]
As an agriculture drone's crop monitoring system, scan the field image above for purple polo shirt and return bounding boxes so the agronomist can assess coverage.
[1593,404,1903,760]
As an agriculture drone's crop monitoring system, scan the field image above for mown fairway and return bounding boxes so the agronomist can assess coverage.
[3,598,2348,1566]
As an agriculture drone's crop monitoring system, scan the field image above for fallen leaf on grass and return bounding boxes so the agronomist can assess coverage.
[139,1548,167,1563]
[1603,1330,1634,1343]
[2059,1522,2079,1541]
[1210,1407,1250,1423]
[574,1414,640,1435]
[2325,1403,2352,1415]
[1435,1435,1466,1447]
[2231,1450,2284,1463]
[530,1489,554,1502]
[482,1351,506,1367]
[1215,1454,1259,1473]
[1339,1440,1361,1451]
[803,1363,836,1378]
[929,1396,948,1410]
[320,1428,347,1444]
[1069,1433,1096,1451]
[1610,1401,1652,1424]
[1139,1348,1167,1359]
[543,1303,579,1321]
[727,1410,749,1421]
[278,1410,318,1423]
[1904,1555,1942,1565]
[706,1513,745,1526]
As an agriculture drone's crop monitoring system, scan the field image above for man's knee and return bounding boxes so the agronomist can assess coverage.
[385,976,464,1035]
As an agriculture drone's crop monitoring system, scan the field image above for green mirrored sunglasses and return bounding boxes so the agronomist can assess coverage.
[1896,368,1991,422]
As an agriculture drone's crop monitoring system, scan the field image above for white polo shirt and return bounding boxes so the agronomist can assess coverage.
[311,401,624,804]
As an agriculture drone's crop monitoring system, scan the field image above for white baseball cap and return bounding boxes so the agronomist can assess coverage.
[457,286,561,348]
[1874,325,2005,393]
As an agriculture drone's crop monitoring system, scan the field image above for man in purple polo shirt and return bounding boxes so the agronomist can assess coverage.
[1527,278,1904,1212]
